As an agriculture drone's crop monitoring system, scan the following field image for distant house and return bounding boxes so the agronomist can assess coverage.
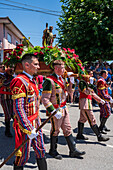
[0,16,33,62]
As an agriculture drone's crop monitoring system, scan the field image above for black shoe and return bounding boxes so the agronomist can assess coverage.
[65,134,86,158]
[49,150,62,160]
[76,122,88,140]
[76,134,88,140]
[69,149,86,158]
[103,127,110,132]
[91,124,109,142]
[98,135,109,142]
[100,130,107,134]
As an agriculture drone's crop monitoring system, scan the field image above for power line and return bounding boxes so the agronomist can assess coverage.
[0,7,28,11]
[3,0,62,13]
[0,2,62,17]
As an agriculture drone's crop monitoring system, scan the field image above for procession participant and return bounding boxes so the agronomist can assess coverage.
[42,60,85,160]
[76,74,109,142]
[0,62,5,103]
[10,53,47,170]
[97,70,113,133]
[0,63,14,137]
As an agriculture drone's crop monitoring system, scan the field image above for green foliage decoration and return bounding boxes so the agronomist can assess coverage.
[3,44,86,75]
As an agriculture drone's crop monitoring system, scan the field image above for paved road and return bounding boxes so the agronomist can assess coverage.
[0,103,113,170]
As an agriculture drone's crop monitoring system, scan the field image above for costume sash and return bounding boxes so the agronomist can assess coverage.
[47,75,66,92]
[18,74,39,96]
[53,101,66,109]
[27,111,38,122]
[79,92,92,100]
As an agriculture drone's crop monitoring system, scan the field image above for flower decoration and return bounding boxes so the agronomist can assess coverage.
[3,44,86,75]
[3,44,24,66]
[25,46,86,74]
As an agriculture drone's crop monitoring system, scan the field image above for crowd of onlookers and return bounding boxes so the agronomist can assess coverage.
[38,60,113,112]
[67,61,113,111]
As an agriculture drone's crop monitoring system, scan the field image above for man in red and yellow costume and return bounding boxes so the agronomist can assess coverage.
[10,53,47,170]
[0,63,14,137]
[97,70,113,133]
[76,74,109,142]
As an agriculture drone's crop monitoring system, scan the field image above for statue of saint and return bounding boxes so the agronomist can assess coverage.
[42,23,56,47]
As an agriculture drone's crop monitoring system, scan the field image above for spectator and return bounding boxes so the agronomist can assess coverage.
[107,81,112,97]
[110,62,113,81]
[89,70,95,85]
[104,63,112,81]
[89,63,95,70]
[93,63,101,80]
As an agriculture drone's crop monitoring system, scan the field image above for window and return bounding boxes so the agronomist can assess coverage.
[7,33,12,43]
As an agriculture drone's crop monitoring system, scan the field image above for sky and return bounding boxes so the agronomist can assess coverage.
[0,0,62,47]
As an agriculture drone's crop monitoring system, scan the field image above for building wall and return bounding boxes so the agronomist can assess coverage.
[0,17,33,62]
[0,24,4,49]
[0,22,22,61]
[4,25,21,49]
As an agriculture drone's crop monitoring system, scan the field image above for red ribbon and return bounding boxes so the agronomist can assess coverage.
[53,101,66,109]
[47,75,66,92]
[79,92,92,100]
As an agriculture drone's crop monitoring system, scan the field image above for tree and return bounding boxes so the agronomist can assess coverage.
[57,0,113,61]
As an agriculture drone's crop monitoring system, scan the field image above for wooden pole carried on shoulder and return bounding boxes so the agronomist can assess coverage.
[0,109,59,168]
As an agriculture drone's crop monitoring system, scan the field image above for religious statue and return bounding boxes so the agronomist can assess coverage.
[42,23,56,47]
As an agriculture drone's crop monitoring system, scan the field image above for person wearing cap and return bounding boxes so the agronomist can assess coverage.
[76,74,109,142]
[42,60,85,160]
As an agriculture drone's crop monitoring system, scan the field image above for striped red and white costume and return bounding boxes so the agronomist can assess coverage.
[97,77,111,118]
[0,72,13,122]
[10,72,46,166]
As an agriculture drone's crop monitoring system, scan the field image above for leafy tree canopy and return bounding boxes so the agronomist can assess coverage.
[57,0,113,61]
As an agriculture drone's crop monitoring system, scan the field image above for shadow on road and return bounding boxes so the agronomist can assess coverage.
[0,120,15,167]
[73,127,95,136]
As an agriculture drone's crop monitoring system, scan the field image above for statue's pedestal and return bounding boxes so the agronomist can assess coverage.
[15,62,52,76]
[37,62,53,75]
[14,62,77,76]
[15,63,23,74]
